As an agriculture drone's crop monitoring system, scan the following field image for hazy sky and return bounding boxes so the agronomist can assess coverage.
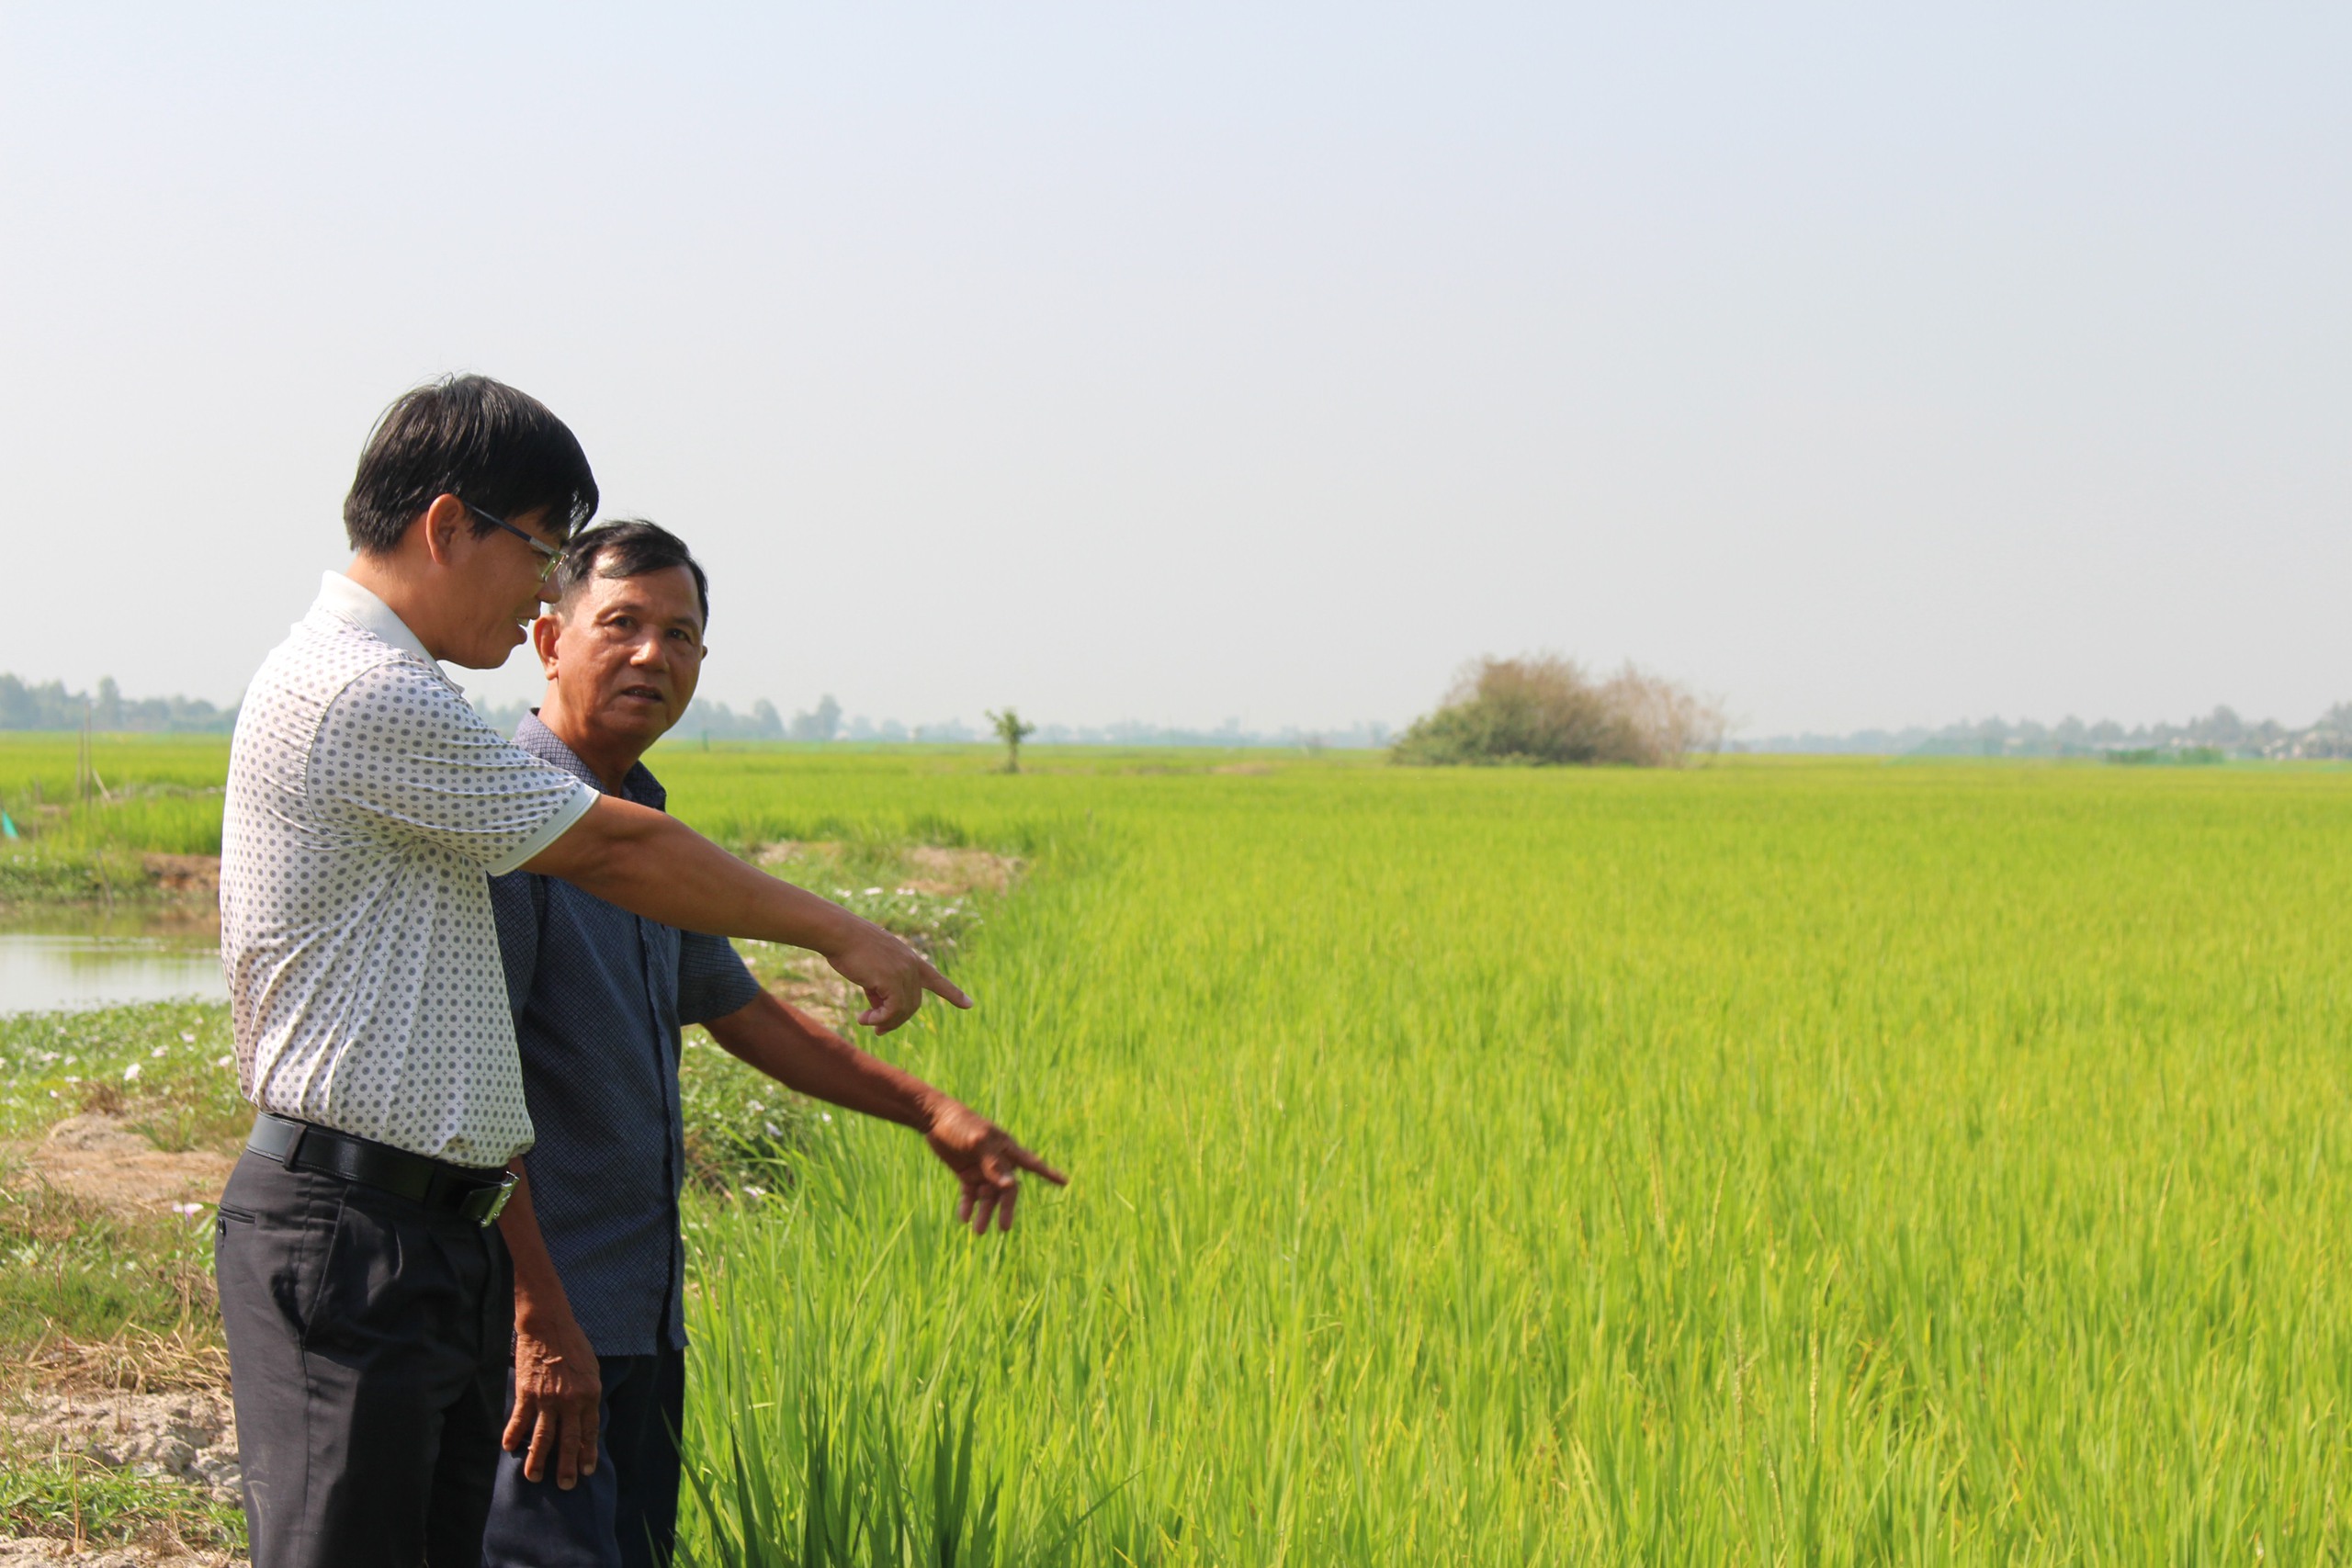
[5,5,2347,737]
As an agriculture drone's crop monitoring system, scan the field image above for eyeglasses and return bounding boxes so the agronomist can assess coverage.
[463,502,567,585]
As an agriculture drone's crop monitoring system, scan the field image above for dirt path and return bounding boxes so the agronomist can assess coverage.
[0,1543,238,1567]
[18,1116,234,1217]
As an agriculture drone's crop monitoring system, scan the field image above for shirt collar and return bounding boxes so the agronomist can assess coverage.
[514,711,666,808]
[313,571,436,668]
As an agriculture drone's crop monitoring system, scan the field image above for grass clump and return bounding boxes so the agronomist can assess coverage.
[679,1031,828,1197]
[1391,653,1724,767]
[0,1000,244,1145]
[0,1176,220,1359]
[0,1450,245,1554]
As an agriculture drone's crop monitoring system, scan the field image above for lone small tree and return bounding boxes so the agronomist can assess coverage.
[986,707,1037,773]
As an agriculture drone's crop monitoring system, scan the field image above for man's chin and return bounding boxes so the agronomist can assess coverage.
[447,625,531,671]
[599,705,676,744]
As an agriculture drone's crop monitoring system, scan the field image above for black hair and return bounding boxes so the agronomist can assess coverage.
[343,374,599,554]
[551,518,712,627]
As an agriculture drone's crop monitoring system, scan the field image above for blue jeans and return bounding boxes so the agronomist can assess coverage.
[480,1348,685,1568]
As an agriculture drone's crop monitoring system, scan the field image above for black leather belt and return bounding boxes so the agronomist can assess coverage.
[246,1113,516,1227]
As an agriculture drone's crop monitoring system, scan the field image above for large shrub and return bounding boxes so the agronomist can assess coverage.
[1391,655,1724,767]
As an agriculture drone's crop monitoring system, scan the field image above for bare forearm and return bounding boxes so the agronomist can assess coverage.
[496,1158,602,1486]
[710,996,1069,1239]
[524,796,970,1035]
[524,797,858,953]
[707,995,943,1132]
[497,1161,576,1334]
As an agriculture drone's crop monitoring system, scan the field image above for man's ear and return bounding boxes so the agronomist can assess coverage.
[532,612,563,676]
[418,493,472,568]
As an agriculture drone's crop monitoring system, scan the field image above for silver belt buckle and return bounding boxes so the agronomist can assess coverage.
[465,1171,518,1227]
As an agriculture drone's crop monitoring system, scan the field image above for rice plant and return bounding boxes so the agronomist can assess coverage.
[655,754,2352,1564]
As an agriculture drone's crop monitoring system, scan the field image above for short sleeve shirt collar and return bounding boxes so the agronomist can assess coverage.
[313,571,436,668]
[512,713,667,811]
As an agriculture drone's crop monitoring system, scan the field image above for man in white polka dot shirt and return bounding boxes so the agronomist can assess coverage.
[215,377,972,1568]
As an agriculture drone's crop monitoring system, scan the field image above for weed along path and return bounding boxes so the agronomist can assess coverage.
[6,744,2352,1562]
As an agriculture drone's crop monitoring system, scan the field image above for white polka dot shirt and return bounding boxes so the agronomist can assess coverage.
[219,572,596,1167]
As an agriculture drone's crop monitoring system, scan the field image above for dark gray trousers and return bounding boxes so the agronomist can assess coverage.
[215,1149,514,1568]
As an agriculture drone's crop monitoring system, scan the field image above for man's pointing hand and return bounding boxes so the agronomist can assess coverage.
[923,1099,1068,1235]
[822,916,972,1033]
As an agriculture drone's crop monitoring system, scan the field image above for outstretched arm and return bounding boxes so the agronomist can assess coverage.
[704,992,1067,1235]
[523,795,968,1032]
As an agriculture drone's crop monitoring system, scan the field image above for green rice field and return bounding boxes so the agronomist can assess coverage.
[6,738,2352,1562]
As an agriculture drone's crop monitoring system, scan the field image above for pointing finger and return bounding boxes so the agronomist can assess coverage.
[923,964,974,1010]
[1013,1148,1069,1187]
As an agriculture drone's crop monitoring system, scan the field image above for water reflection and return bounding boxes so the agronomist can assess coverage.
[0,910,226,1013]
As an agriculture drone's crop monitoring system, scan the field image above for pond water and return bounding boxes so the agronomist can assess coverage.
[0,913,227,1014]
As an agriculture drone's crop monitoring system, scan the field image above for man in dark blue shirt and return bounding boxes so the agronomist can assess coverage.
[481,520,1063,1568]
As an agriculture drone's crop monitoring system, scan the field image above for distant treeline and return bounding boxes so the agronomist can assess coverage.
[473,694,971,743]
[0,674,237,733]
[1745,705,2352,761]
[475,692,1392,749]
[0,671,1389,749]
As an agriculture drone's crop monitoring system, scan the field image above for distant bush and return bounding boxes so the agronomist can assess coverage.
[1391,655,1724,768]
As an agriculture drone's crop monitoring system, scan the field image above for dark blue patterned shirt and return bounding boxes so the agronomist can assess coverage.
[490,715,763,1355]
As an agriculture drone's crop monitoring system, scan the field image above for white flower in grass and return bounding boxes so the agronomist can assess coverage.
[170,1201,205,1217]
[863,886,882,897]
[763,1122,785,1138]
[215,1055,233,1068]
[150,1046,166,1058]
[122,1063,141,1081]
[180,1032,196,1043]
